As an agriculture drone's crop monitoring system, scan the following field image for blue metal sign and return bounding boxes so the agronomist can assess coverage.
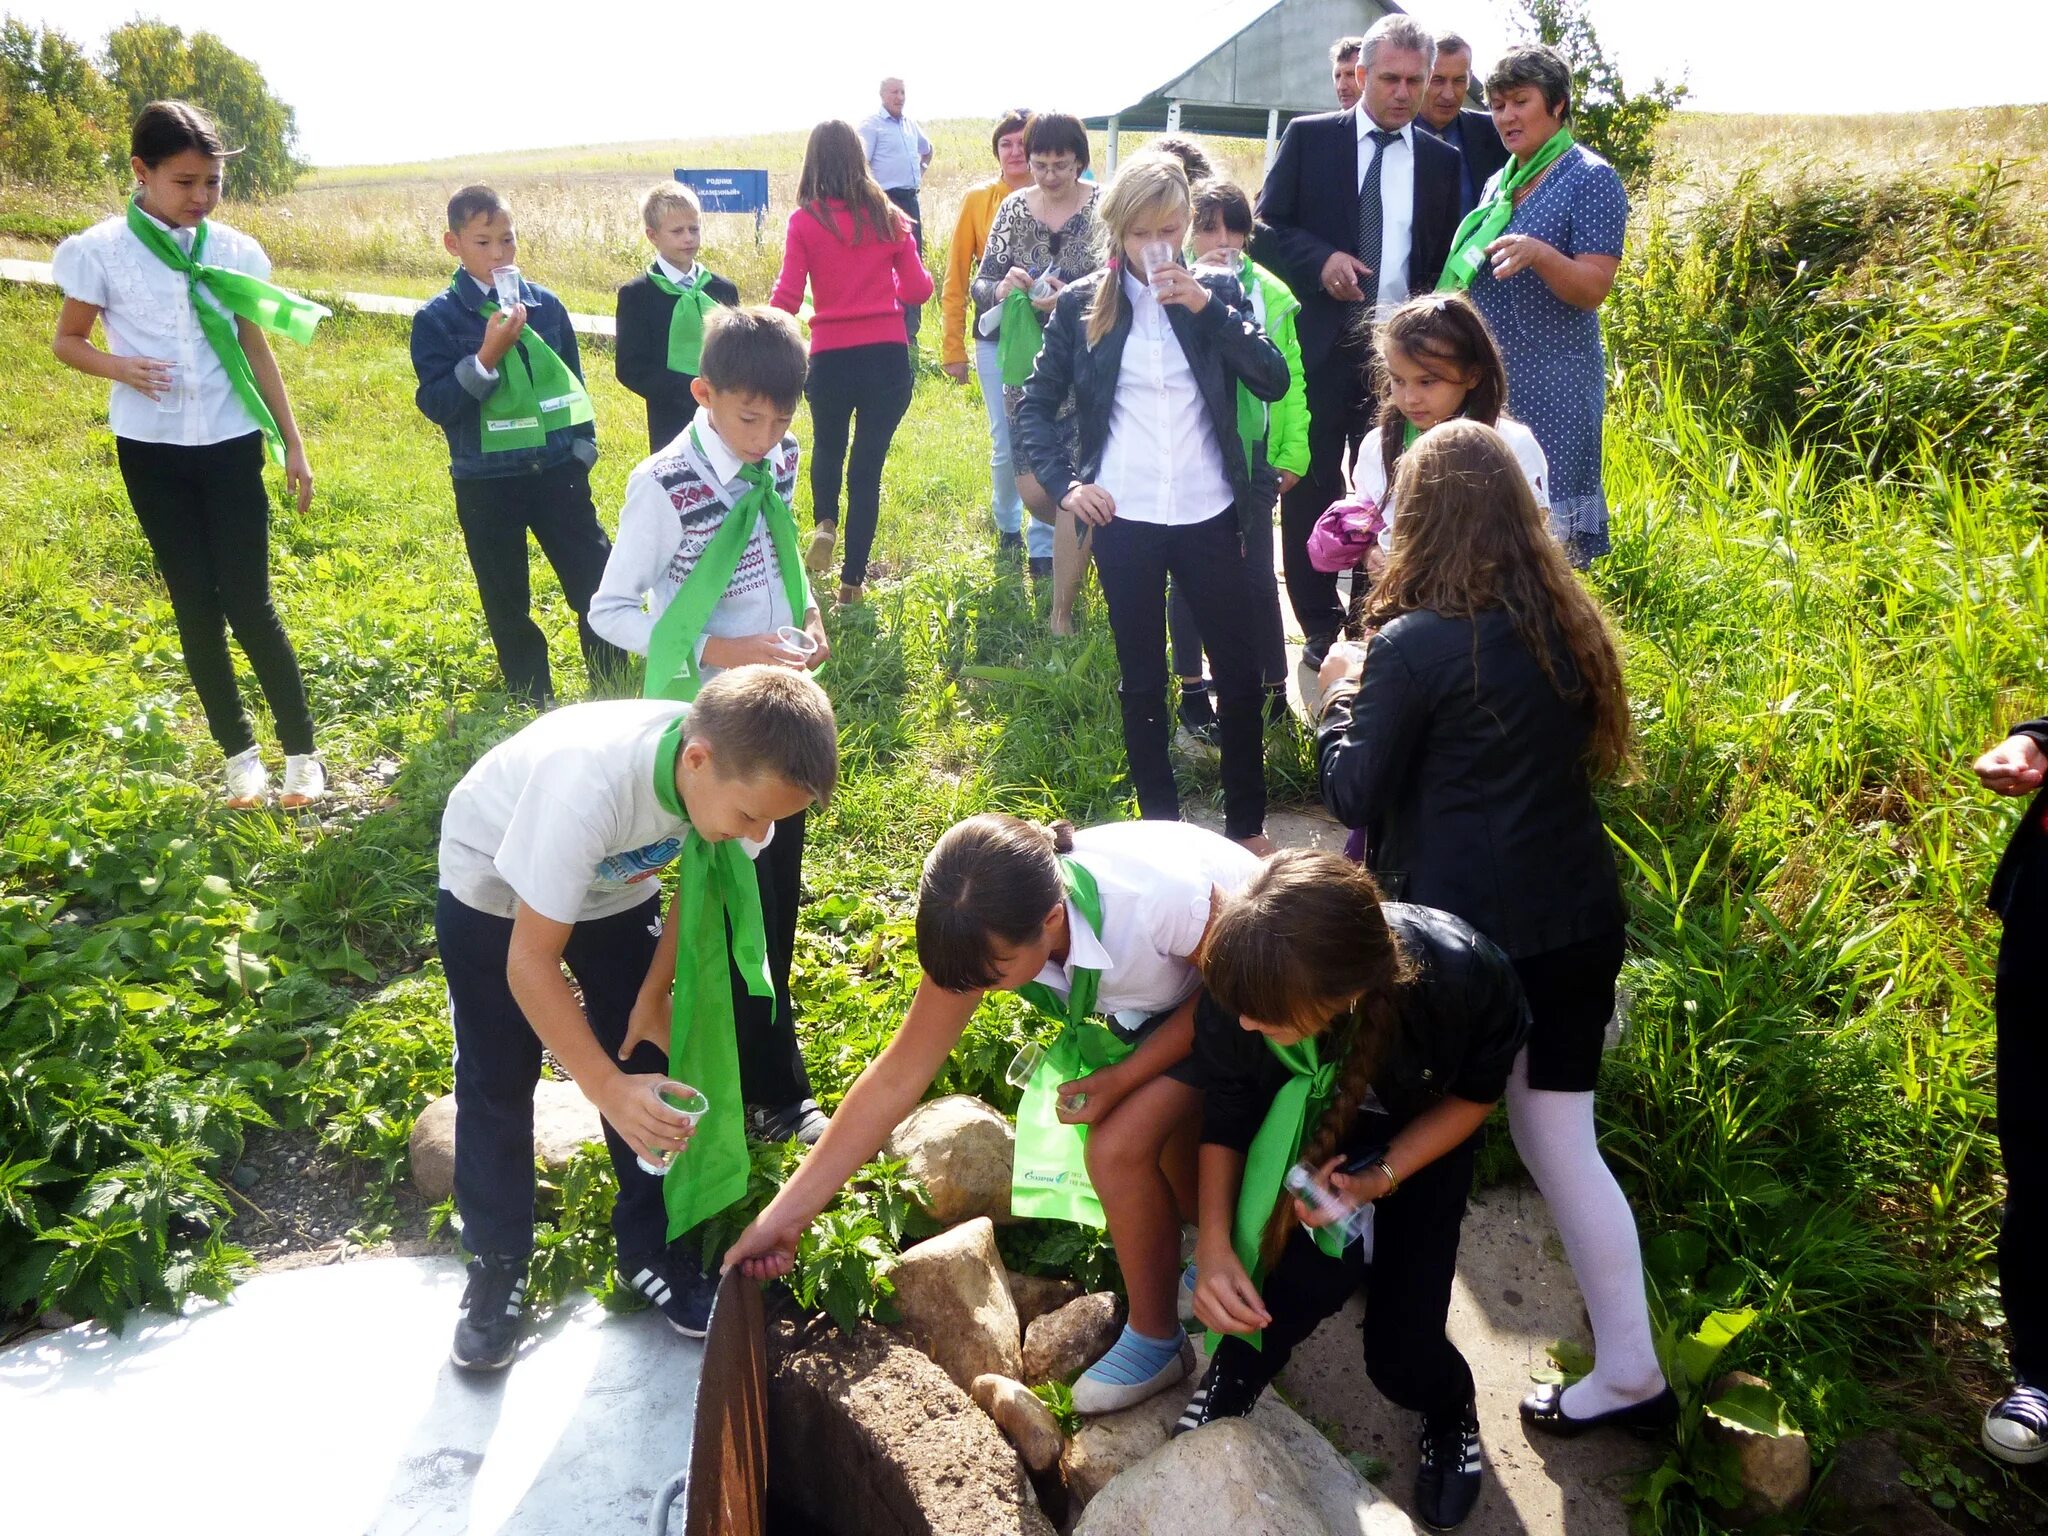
[674,168,769,215]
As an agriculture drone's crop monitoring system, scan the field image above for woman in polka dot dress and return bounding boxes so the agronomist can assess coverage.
[1464,45,1628,568]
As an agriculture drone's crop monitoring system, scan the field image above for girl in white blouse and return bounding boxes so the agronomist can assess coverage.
[52,100,326,808]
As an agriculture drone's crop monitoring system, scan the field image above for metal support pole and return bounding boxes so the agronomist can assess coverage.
[1166,99,1182,133]
[1106,114,1120,175]
[1265,107,1280,174]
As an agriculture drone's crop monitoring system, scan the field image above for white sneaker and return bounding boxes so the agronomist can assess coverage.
[279,753,327,808]
[223,746,268,808]
[1984,1385,2048,1465]
[1071,1333,1196,1416]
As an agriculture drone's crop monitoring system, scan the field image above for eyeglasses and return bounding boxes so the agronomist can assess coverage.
[1030,157,1077,174]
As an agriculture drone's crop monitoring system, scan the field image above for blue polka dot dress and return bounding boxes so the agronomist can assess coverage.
[1468,142,1628,565]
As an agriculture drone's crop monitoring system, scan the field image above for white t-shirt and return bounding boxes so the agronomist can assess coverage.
[1346,417,1550,537]
[1026,821,1262,1028]
[51,210,273,447]
[438,699,768,924]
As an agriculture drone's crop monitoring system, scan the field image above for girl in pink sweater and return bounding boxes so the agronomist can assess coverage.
[772,120,934,603]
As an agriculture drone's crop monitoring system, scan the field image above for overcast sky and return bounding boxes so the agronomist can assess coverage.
[30,0,2047,167]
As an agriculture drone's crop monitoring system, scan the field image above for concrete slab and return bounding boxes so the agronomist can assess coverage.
[0,1256,701,1536]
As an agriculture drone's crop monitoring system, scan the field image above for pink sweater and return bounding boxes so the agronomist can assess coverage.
[771,199,935,354]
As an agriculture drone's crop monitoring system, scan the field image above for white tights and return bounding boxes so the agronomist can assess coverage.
[1505,1048,1667,1416]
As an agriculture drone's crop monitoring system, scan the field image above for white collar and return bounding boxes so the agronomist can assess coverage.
[654,254,702,286]
[690,416,750,488]
[1119,265,1158,305]
[1030,896,1116,995]
[134,204,198,249]
[1354,108,1414,149]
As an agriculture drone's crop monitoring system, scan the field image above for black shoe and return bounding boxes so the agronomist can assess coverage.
[751,1097,830,1145]
[1299,640,1330,673]
[997,531,1025,558]
[1027,556,1052,582]
[1519,1381,1678,1438]
[450,1253,529,1372]
[1171,1348,1263,1437]
[617,1250,717,1338]
[1414,1401,1483,1530]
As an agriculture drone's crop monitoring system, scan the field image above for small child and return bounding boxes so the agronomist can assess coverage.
[1168,178,1310,745]
[591,305,832,1145]
[436,666,837,1369]
[410,184,624,705]
[1176,851,1529,1532]
[615,182,741,455]
[51,100,328,808]
[1344,292,1548,572]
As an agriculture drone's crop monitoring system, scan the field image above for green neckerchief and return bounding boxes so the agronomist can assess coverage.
[1212,1032,1343,1352]
[451,272,595,453]
[1403,420,1421,449]
[645,262,717,375]
[1010,857,1135,1228]
[123,196,329,467]
[651,715,773,1240]
[997,288,1044,387]
[644,425,813,702]
[1437,128,1576,292]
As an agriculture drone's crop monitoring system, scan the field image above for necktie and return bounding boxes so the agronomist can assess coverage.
[1355,127,1401,306]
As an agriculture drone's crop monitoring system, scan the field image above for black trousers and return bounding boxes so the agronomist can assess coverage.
[1092,509,1267,840]
[884,187,924,343]
[1280,349,1374,656]
[2000,860,2048,1385]
[1213,1118,1479,1420]
[451,459,625,704]
[114,433,314,757]
[806,343,914,588]
[1167,492,1288,689]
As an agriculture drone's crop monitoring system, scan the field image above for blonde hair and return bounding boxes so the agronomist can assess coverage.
[641,181,702,230]
[1085,154,1190,347]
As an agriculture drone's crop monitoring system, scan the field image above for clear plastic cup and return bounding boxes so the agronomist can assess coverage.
[635,1084,709,1176]
[491,264,521,308]
[1005,1041,1046,1090]
[1138,240,1177,287]
[775,625,818,660]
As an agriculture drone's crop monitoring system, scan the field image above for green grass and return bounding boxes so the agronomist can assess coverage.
[5,119,2048,1530]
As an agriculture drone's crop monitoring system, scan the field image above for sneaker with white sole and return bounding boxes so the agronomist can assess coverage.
[279,753,327,808]
[805,523,837,577]
[450,1253,529,1372]
[1415,1401,1484,1530]
[1071,1330,1196,1415]
[618,1250,717,1338]
[1172,1345,1262,1436]
[223,746,268,808]
[1984,1383,2048,1465]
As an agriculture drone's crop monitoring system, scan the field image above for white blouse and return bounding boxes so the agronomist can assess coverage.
[52,210,274,448]
[1347,416,1551,536]
[1095,269,1235,527]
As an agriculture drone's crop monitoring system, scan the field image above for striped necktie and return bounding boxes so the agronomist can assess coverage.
[1355,127,1402,302]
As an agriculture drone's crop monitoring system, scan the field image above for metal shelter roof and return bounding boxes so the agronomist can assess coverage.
[1082,0,1403,140]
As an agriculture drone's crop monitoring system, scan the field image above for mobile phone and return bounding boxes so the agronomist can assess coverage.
[1338,1146,1389,1176]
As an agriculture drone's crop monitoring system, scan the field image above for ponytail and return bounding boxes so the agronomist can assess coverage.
[916,814,1070,992]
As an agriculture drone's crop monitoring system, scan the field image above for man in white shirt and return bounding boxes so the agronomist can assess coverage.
[858,77,934,344]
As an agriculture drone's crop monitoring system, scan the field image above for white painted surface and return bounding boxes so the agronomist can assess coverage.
[0,1256,700,1536]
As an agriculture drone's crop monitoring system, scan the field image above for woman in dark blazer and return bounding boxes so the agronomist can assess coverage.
[1316,418,1674,1436]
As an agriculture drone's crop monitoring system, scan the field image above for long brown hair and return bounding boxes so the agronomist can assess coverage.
[1365,419,1630,779]
[796,120,904,246]
[915,814,1074,992]
[1085,154,1188,347]
[1374,293,1508,491]
[1199,852,1415,1270]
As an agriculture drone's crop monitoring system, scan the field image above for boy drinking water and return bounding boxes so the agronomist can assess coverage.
[436,667,837,1367]
[616,182,741,454]
[592,306,834,1145]
[411,184,624,705]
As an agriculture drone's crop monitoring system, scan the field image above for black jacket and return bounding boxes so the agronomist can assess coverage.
[1421,108,1510,216]
[1014,267,1289,527]
[1196,903,1531,1152]
[1318,607,1625,958]
[614,269,741,453]
[1990,717,2048,918]
[1251,113,1463,377]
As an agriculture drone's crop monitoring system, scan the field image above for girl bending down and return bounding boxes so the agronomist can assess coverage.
[1177,851,1528,1532]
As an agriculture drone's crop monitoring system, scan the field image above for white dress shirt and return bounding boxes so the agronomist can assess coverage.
[51,209,273,447]
[1354,109,1416,310]
[1095,269,1235,527]
[653,255,704,287]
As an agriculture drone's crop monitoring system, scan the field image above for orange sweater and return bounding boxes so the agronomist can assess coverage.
[941,177,1019,368]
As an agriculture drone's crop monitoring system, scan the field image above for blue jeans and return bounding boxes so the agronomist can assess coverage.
[975,335,1050,557]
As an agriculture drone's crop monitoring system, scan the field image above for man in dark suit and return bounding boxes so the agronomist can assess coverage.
[1253,13,1461,665]
[1418,33,1510,216]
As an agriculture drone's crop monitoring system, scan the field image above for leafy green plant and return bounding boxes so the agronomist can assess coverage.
[1032,1380,1082,1436]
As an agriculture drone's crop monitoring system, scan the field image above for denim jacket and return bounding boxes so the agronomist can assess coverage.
[410,270,598,481]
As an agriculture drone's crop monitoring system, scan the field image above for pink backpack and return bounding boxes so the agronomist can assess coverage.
[1306,494,1386,573]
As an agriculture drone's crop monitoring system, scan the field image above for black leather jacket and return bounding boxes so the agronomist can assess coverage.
[1195,903,1532,1150]
[1319,607,1627,959]
[1013,266,1290,525]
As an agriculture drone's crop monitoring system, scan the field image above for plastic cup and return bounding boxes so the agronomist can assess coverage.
[635,1084,710,1176]
[491,264,521,308]
[1138,240,1177,287]
[775,624,818,660]
[1005,1041,1046,1090]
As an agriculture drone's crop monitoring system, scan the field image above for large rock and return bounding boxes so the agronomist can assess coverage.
[883,1095,1016,1226]
[1073,1418,1326,1535]
[1005,1270,1082,1329]
[1814,1431,1953,1536]
[1061,1361,1192,1509]
[886,1216,1024,1392]
[971,1373,1065,1472]
[408,1077,603,1201]
[767,1314,1056,1536]
[1023,1291,1123,1386]
[1702,1372,1812,1527]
